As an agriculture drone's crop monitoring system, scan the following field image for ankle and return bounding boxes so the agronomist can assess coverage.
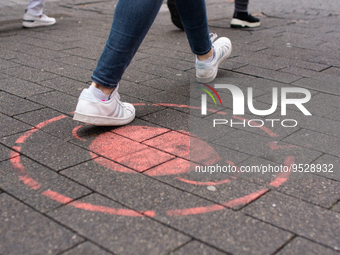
[91,82,114,95]
[197,48,213,61]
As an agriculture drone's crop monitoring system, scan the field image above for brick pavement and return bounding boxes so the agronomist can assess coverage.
[0,0,340,254]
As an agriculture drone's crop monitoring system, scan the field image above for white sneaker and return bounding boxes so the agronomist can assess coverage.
[22,11,56,28]
[73,85,135,126]
[196,33,232,83]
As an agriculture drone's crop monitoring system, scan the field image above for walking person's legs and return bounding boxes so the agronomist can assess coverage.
[74,0,232,126]
[230,0,260,28]
[23,0,56,28]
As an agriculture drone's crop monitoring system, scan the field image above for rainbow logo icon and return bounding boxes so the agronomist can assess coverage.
[197,82,223,115]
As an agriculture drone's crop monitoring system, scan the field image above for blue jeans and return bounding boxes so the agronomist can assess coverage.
[91,0,212,89]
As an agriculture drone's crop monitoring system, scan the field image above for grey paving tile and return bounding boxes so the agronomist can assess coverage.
[0,91,43,116]
[277,237,340,255]
[1,130,92,171]
[161,208,292,255]
[292,77,340,95]
[118,80,163,98]
[172,241,226,255]
[0,58,19,70]
[141,108,190,131]
[283,129,340,157]
[0,156,91,213]
[322,67,340,77]
[54,55,97,70]
[48,193,190,255]
[313,154,340,182]
[60,241,112,255]
[0,113,32,138]
[279,66,319,77]
[2,66,60,82]
[37,77,89,97]
[0,77,52,98]
[332,202,340,213]
[0,193,83,255]
[325,109,340,121]
[275,173,340,208]
[243,191,340,250]
[212,130,322,165]
[0,144,12,162]
[61,159,215,213]
[28,91,77,114]
[235,65,302,83]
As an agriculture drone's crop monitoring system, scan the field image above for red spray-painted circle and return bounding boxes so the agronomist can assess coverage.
[10,103,295,218]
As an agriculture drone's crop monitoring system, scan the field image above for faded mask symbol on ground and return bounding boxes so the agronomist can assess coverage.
[10,103,297,218]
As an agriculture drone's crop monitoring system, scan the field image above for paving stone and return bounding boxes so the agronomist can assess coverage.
[283,129,340,157]
[332,202,340,213]
[48,193,190,255]
[322,67,340,77]
[235,65,302,83]
[212,130,322,165]
[277,237,340,255]
[141,108,190,131]
[0,156,91,213]
[37,77,89,97]
[279,66,319,77]
[243,191,340,250]
[161,207,292,255]
[292,77,340,96]
[61,159,215,213]
[171,241,227,255]
[0,193,83,255]
[28,91,77,114]
[313,154,340,182]
[2,66,60,82]
[14,108,85,141]
[0,58,19,70]
[0,144,12,162]
[118,80,163,98]
[0,77,52,98]
[325,109,340,121]
[60,241,113,255]
[275,173,340,208]
[1,130,92,171]
[0,113,31,138]
[0,91,43,116]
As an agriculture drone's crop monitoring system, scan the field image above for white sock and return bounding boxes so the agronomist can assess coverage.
[196,48,215,64]
[88,86,110,101]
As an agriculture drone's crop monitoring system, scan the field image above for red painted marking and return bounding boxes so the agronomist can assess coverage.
[175,177,231,186]
[10,104,292,219]
[145,158,192,176]
[144,131,220,165]
[115,147,175,172]
[113,125,170,142]
[15,128,37,144]
[269,142,299,150]
[269,156,295,187]
[19,175,41,190]
[15,115,67,144]
[42,190,155,217]
[72,125,86,141]
[69,201,155,217]
[42,190,73,203]
[167,188,268,216]
[90,132,149,160]
[90,157,136,174]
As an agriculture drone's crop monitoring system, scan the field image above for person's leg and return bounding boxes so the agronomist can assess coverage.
[75,0,164,126]
[231,0,260,28]
[91,0,164,90]
[23,0,56,28]
[27,0,45,15]
[176,0,232,83]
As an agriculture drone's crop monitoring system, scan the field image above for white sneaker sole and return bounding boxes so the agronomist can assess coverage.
[196,42,232,83]
[230,18,260,28]
[22,20,56,28]
[73,111,135,126]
